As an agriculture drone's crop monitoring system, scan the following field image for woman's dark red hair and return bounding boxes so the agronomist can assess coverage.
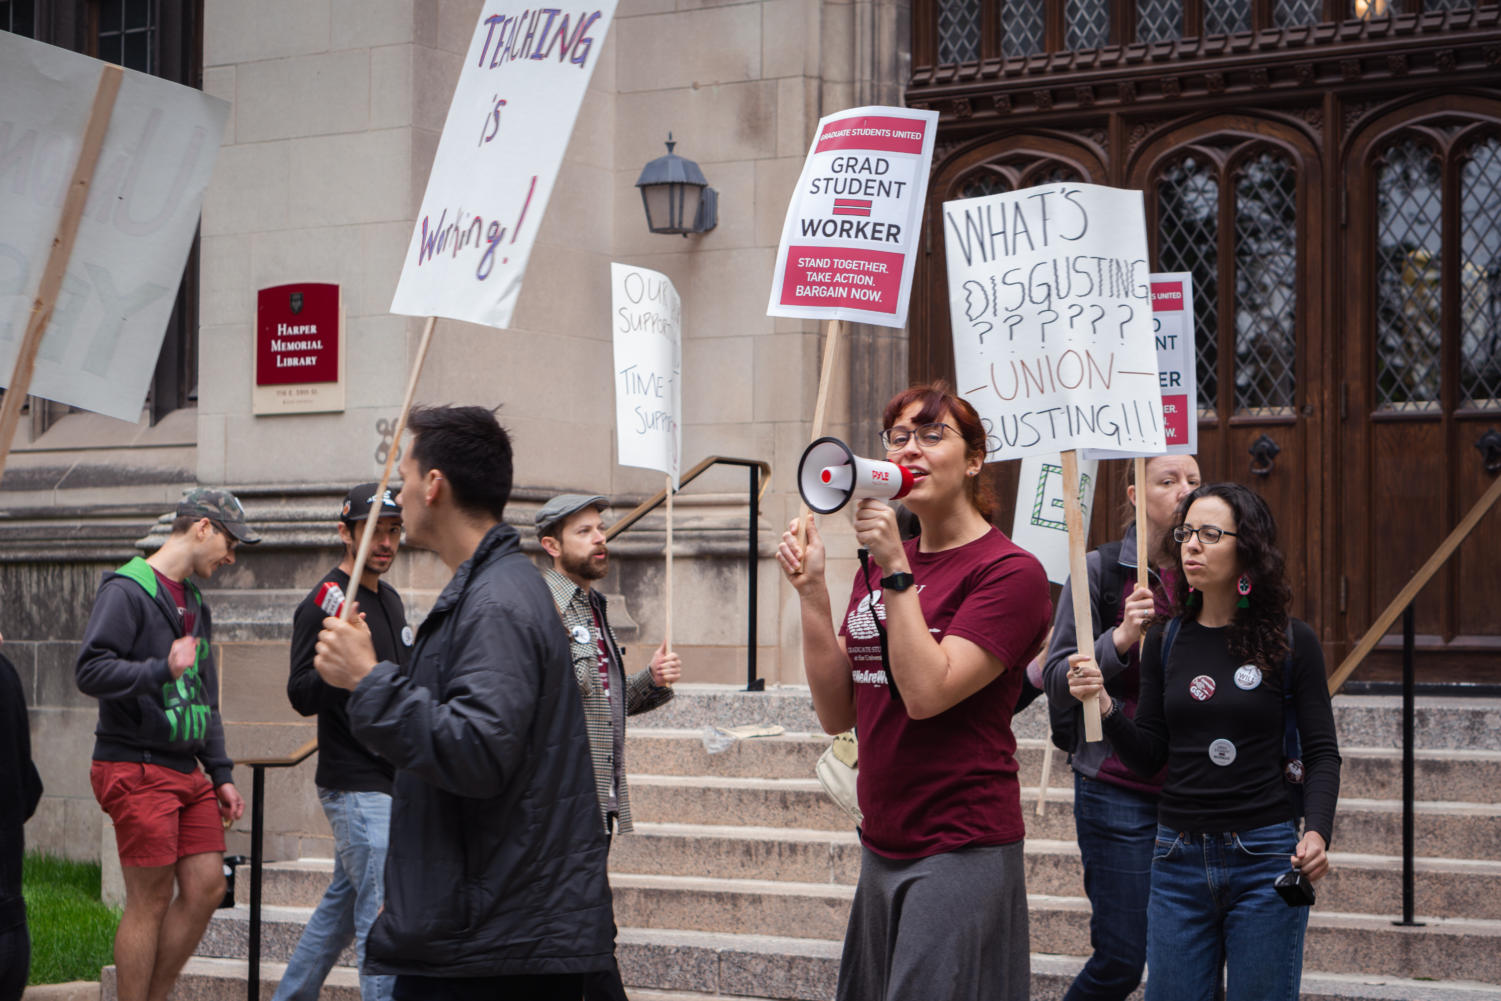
[881,381,995,520]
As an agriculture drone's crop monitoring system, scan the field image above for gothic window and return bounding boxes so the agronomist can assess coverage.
[1157,158,1222,418]
[1233,153,1299,415]
[938,0,981,64]
[1204,3,1252,34]
[1001,0,1046,59]
[1374,140,1443,411]
[1136,0,1182,44]
[1067,0,1112,50]
[1276,0,1324,26]
[1458,137,1501,409]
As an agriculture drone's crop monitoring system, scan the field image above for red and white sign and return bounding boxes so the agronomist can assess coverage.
[1082,271,1198,460]
[253,283,344,415]
[766,106,938,329]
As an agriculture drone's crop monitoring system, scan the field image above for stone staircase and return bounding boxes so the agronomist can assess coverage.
[104,686,1501,1000]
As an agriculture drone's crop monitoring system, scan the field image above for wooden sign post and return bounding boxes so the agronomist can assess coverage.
[1062,450,1103,741]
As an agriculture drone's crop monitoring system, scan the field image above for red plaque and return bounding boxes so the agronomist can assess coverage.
[256,283,340,385]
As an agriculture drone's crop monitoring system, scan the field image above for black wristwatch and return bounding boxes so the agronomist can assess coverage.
[880,571,915,592]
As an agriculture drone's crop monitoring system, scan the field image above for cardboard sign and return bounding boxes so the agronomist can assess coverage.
[766,106,939,329]
[1012,452,1100,585]
[944,182,1163,461]
[389,3,617,328]
[0,30,228,422]
[253,283,345,415]
[611,263,681,488]
[1083,271,1197,459]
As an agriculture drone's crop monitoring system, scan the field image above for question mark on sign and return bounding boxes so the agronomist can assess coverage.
[1117,304,1134,341]
[1089,304,1105,336]
[1004,314,1023,342]
[1067,303,1084,330]
[976,320,993,345]
[1038,308,1059,347]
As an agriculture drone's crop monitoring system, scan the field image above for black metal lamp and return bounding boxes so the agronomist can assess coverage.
[635,134,718,236]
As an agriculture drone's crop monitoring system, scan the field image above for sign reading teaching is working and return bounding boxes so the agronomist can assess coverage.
[945,182,1164,461]
[1083,272,1197,460]
[766,106,939,329]
[611,263,681,489]
[0,31,228,423]
[390,4,616,328]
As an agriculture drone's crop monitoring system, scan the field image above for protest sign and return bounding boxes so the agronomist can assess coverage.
[767,106,939,329]
[0,30,228,424]
[611,263,681,489]
[390,3,617,328]
[944,182,1162,462]
[1082,272,1196,460]
[1011,452,1100,585]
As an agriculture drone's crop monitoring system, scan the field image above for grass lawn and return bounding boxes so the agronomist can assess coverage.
[21,852,119,985]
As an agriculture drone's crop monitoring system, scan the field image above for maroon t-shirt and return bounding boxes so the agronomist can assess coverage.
[837,527,1051,859]
[153,568,194,634]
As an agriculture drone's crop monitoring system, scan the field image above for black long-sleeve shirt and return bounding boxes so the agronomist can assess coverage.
[2,653,42,932]
[288,568,410,793]
[1102,616,1341,846]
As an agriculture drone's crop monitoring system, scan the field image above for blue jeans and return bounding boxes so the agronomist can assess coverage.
[1065,774,1157,1001]
[272,789,393,1001]
[1145,821,1308,1001]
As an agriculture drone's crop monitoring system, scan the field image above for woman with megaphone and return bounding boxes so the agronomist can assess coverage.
[778,382,1051,1001]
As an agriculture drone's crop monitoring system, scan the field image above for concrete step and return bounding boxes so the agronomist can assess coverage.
[628,730,1501,807]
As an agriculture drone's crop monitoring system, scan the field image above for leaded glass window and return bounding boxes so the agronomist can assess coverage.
[1158,158,1221,418]
[1234,154,1298,415]
[1002,0,1046,59]
[1136,0,1182,43]
[1276,0,1325,27]
[1422,0,1472,11]
[1067,0,1111,51]
[939,0,981,64]
[1374,140,1443,411]
[1459,137,1501,410]
[956,171,1011,200]
[1204,3,1252,33]
[98,0,157,73]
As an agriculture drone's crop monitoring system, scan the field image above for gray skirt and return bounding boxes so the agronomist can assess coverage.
[836,840,1029,1001]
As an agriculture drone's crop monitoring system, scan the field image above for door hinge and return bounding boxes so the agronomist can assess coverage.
[1339,575,1348,614]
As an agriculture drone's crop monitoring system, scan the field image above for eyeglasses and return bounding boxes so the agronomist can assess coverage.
[880,422,957,452]
[1172,524,1238,546]
[210,521,239,552]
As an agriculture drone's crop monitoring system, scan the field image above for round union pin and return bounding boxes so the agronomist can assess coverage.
[1234,664,1263,690]
[570,625,592,645]
[1208,739,1237,766]
[401,625,414,647]
[1189,675,1217,701]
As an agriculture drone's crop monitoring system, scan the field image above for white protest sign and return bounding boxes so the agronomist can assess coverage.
[944,182,1163,461]
[390,4,617,328]
[1012,453,1100,585]
[1083,272,1197,459]
[611,263,681,489]
[767,106,939,329]
[0,30,228,423]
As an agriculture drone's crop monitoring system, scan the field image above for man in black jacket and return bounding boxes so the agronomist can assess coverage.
[1,638,43,1001]
[274,484,409,1001]
[76,488,258,1001]
[315,406,613,1001]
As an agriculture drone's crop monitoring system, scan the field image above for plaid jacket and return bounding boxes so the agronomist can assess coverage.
[544,568,674,833]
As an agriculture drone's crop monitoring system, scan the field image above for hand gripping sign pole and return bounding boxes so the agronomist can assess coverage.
[0,64,121,481]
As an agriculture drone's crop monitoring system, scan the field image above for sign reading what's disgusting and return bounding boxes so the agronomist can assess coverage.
[944,182,1165,462]
[253,283,344,415]
[766,105,939,329]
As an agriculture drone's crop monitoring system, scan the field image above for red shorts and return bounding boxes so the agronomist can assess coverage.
[90,761,225,868]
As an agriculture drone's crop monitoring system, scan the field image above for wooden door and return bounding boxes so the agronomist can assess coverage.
[1340,98,1501,684]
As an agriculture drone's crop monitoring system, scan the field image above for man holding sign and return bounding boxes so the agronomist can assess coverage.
[538,493,678,1001]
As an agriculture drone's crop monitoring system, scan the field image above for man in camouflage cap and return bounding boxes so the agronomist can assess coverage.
[76,487,259,1001]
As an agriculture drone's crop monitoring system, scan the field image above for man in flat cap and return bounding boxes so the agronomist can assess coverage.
[76,487,259,1001]
[274,484,410,1001]
[536,493,681,1001]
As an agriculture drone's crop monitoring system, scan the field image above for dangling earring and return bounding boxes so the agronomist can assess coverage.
[1236,573,1253,609]
[1186,586,1200,609]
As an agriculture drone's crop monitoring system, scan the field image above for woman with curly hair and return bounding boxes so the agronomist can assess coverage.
[1065,482,1341,1001]
[779,382,1051,1001]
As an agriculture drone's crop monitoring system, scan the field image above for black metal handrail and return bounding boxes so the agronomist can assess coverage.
[605,455,772,691]
[237,739,318,1001]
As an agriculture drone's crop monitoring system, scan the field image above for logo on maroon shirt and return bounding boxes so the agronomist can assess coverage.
[1189,674,1216,701]
[845,590,888,640]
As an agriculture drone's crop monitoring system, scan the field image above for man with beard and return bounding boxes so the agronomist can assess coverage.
[535,494,681,1001]
[276,484,410,1001]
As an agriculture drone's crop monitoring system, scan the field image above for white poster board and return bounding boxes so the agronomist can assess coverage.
[1083,272,1197,459]
[0,30,228,422]
[1012,453,1100,585]
[390,3,617,328]
[944,182,1163,461]
[611,263,681,489]
[766,106,939,329]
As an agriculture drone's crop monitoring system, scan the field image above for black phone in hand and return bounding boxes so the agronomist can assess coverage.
[1274,868,1316,907]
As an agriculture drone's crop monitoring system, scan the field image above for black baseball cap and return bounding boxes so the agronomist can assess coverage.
[178,487,261,544]
[341,483,402,524]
